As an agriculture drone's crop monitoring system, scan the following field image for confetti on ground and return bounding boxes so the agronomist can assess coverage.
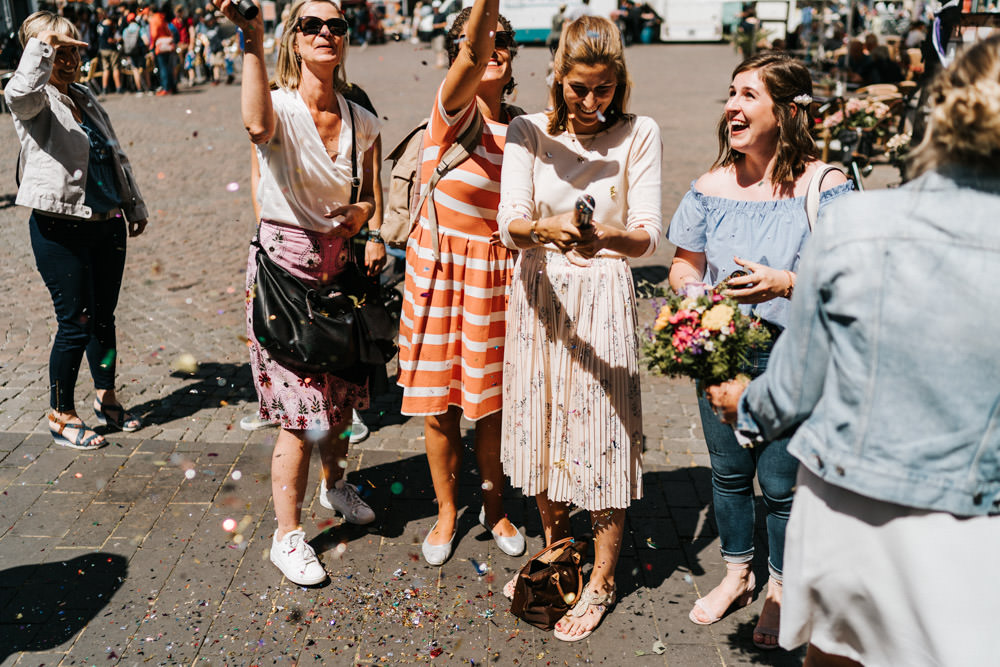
[226,182,240,192]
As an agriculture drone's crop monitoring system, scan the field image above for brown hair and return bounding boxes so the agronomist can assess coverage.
[909,34,1000,177]
[272,0,348,92]
[547,16,631,135]
[712,52,818,185]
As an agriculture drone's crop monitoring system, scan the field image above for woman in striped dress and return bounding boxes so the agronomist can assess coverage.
[497,17,662,641]
[397,0,526,566]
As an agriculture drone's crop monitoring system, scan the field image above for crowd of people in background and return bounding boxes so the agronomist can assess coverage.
[10,1,239,96]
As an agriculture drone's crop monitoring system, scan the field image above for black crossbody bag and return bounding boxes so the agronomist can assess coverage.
[250,103,397,382]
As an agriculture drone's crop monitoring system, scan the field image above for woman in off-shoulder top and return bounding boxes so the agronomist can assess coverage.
[666,52,851,651]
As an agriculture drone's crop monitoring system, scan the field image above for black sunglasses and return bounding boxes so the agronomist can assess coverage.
[456,30,514,50]
[296,16,350,36]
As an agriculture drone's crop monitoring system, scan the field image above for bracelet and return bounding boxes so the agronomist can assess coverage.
[529,219,542,245]
[367,228,385,245]
[783,270,795,298]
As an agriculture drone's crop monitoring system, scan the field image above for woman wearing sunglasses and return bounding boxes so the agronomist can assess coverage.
[397,0,526,566]
[214,0,380,586]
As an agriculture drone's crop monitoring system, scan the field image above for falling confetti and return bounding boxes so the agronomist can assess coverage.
[226,182,240,192]
[172,353,199,374]
[222,518,237,532]
[184,469,196,480]
[231,470,242,480]
[390,482,404,495]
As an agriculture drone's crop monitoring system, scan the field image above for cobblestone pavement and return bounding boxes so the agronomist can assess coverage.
[0,41,898,666]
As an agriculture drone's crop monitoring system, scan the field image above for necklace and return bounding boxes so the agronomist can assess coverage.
[568,130,600,162]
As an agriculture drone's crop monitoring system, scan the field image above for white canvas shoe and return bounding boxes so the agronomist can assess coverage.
[320,478,376,525]
[270,528,326,586]
[349,410,369,444]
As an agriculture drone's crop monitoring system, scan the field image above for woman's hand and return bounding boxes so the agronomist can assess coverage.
[535,211,586,252]
[212,0,264,34]
[324,202,373,237]
[364,240,387,277]
[128,218,148,237]
[705,376,751,425]
[570,222,608,259]
[37,30,88,49]
[724,257,794,304]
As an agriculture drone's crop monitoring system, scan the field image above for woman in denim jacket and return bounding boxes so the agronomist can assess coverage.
[5,11,148,451]
[708,35,1000,667]
[667,53,850,649]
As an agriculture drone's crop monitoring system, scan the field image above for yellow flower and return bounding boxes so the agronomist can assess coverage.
[653,305,673,331]
[680,297,699,311]
[701,304,735,331]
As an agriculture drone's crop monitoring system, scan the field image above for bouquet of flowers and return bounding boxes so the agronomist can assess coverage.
[885,131,912,180]
[643,282,771,390]
[821,98,893,137]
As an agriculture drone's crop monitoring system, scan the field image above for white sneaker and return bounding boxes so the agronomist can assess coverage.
[269,528,326,585]
[349,409,369,444]
[320,478,376,525]
[240,414,278,431]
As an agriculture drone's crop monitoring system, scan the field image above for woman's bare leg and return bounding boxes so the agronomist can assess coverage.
[424,407,463,545]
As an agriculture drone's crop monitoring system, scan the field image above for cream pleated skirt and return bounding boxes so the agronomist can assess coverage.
[501,248,643,511]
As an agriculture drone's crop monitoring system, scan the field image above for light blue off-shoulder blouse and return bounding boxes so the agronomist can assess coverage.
[667,181,854,329]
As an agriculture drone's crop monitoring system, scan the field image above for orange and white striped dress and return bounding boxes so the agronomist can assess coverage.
[396,85,515,419]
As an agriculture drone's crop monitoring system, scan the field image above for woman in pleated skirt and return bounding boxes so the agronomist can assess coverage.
[496,16,662,641]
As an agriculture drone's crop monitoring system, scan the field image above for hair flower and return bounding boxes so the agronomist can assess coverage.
[793,94,813,107]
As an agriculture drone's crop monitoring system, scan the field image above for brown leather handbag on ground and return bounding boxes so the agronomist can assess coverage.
[510,537,589,631]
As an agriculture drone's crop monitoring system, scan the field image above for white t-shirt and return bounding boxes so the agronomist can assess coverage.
[256,87,381,232]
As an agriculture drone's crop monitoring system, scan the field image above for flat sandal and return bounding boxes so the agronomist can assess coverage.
[48,414,106,450]
[553,583,616,642]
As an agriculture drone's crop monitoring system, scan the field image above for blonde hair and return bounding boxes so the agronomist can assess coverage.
[547,16,632,135]
[909,34,1000,176]
[272,0,349,92]
[18,10,79,47]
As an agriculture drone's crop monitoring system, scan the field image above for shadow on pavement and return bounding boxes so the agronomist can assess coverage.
[0,553,127,661]
[725,618,807,665]
[123,361,257,428]
[632,264,669,297]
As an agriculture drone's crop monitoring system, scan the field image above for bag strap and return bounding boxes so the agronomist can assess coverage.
[411,109,484,260]
[804,165,842,232]
[347,100,359,206]
[521,536,583,565]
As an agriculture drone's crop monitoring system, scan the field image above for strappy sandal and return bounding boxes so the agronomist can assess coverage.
[753,578,781,650]
[689,562,756,625]
[552,582,615,642]
[93,397,142,432]
[48,414,106,450]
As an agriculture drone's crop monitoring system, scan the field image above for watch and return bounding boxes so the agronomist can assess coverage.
[529,219,542,245]
[367,228,385,244]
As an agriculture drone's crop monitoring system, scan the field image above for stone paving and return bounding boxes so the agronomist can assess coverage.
[0,40,900,666]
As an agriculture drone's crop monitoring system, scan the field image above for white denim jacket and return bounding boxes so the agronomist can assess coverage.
[4,38,147,222]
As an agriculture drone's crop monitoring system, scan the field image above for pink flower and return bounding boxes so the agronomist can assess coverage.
[669,309,699,326]
[672,325,696,352]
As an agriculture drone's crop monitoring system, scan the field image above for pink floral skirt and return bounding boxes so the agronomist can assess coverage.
[245,221,367,431]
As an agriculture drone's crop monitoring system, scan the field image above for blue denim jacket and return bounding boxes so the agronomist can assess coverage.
[737,167,1000,517]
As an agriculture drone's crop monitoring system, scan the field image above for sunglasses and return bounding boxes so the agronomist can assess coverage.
[455,30,514,50]
[296,16,350,36]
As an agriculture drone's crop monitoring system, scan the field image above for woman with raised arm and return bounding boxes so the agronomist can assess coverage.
[707,34,1000,667]
[666,53,850,649]
[397,0,527,566]
[5,11,148,451]
[215,0,381,586]
[497,16,662,641]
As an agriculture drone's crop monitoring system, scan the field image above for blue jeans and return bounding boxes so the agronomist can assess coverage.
[697,343,798,579]
[30,213,127,412]
[155,52,174,92]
